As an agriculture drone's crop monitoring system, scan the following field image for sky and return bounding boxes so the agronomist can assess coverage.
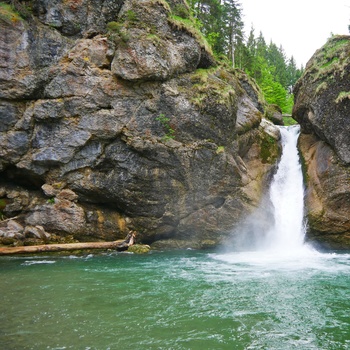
[241,0,350,67]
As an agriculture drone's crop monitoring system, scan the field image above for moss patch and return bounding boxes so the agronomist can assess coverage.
[260,133,279,164]
[283,116,298,126]
[0,198,6,220]
[335,91,350,104]
[188,67,236,110]
[216,146,225,154]
[106,21,130,43]
[0,2,22,23]
[128,244,150,254]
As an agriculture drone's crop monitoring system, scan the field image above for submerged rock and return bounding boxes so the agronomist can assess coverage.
[293,35,350,249]
[0,0,281,247]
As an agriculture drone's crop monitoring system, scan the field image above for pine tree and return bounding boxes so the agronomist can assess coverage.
[186,0,304,113]
[222,0,243,66]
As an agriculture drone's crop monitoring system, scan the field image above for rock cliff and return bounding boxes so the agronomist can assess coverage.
[293,35,350,249]
[0,0,280,248]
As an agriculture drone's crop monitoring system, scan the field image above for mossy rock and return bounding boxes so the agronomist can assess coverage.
[265,104,283,126]
[128,244,151,254]
[260,133,279,164]
[305,35,350,84]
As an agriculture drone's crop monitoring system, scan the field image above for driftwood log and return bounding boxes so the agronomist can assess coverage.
[115,231,135,251]
[0,231,136,255]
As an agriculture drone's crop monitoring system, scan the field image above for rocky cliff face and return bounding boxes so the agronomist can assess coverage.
[0,0,280,248]
[293,35,350,249]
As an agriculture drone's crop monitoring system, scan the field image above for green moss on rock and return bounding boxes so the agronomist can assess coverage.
[188,67,237,110]
[0,2,22,23]
[260,133,279,164]
[128,244,151,254]
[306,35,350,83]
[168,15,213,56]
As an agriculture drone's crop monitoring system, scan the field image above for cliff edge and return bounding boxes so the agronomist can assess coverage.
[293,35,350,249]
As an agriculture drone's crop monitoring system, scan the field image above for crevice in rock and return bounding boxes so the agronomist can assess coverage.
[0,165,45,191]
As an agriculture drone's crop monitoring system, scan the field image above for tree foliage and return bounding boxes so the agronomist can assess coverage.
[186,0,304,113]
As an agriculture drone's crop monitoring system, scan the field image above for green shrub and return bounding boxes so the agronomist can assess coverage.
[126,9,138,23]
[156,113,175,141]
[173,4,190,19]
[107,21,130,42]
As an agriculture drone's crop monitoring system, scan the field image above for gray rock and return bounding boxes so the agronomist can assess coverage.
[294,35,350,164]
[7,220,24,233]
[0,0,280,246]
[294,35,350,249]
[42,184,59,197]
[56,189,78,202]
[4,232,16,239]
[24,225,51,240]
[25,200,86,235]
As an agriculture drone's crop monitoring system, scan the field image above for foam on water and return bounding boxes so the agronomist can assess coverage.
[22,260,57,266]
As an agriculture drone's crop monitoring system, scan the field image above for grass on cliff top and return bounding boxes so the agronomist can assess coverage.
[168,15,213,56]
[0,2,22,23]
[308,35,350,83]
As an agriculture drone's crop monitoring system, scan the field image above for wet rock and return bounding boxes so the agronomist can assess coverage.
[260,118,281,140]
[298,134,350,249]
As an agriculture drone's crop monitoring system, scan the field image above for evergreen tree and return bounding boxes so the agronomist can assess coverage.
[186,0,304,113]
[222,0,243,66]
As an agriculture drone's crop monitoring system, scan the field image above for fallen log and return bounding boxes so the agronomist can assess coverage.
[0,232,137,255]
[0,240,124,255]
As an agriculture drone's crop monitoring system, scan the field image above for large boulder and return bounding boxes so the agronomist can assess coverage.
[293,35,350,249]
[0,0,280,247]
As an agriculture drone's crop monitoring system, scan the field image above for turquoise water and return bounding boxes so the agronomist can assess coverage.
[1,249,350,350]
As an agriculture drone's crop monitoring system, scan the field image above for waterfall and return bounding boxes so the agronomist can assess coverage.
[223,124,312,257]
[265,125,306,251]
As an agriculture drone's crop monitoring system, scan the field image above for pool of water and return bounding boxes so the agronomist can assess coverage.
[1,248,350,350]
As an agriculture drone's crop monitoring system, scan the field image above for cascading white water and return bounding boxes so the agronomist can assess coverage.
[220,123,316,258]
[215,124,318,264]
[265,125,306,251]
